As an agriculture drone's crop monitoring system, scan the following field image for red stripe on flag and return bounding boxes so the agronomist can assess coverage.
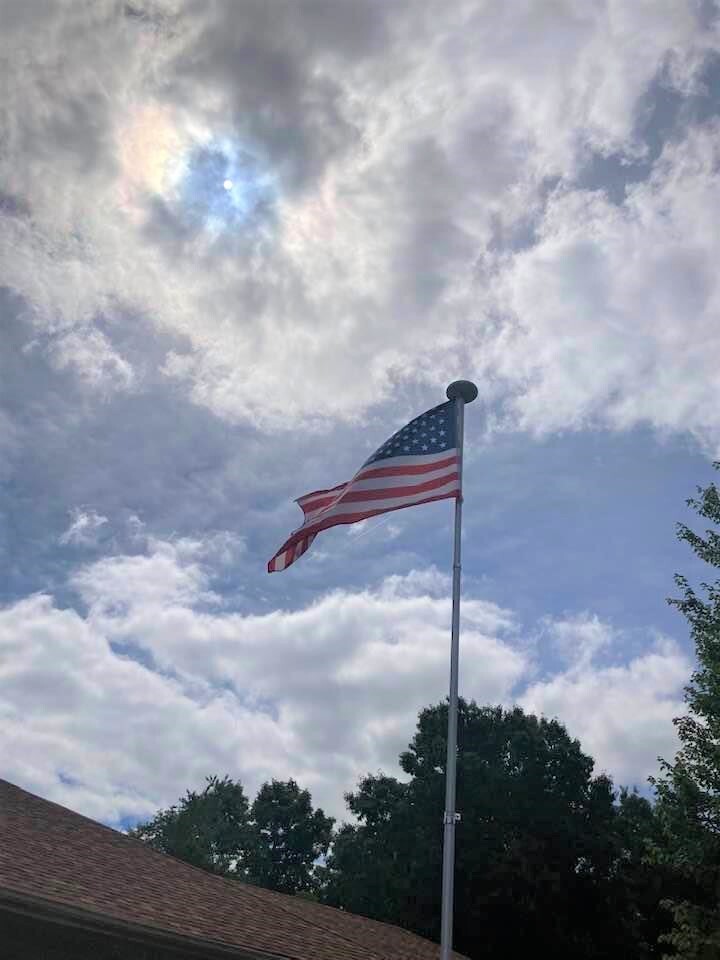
[296,482,347,506]
[338,471,458,504]
[299,492,345,515]
[298,456,458,514]
[267,489,458,572]
[356,454,458,480]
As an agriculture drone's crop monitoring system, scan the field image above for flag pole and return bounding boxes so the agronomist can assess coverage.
[440,379,478,960]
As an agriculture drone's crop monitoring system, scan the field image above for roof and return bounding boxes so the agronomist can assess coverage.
[0,779,465,960]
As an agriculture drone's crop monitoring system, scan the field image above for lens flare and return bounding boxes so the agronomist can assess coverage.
[116,105,275,235]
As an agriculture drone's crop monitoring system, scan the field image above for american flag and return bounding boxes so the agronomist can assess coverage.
[268,400,459,572]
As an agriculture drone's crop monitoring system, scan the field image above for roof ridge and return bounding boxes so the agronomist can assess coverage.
[0,780,284,899]
[0,781,213,883]
[0,778,147,841]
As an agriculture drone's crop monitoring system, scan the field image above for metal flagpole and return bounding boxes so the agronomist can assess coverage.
[440,380,478,960]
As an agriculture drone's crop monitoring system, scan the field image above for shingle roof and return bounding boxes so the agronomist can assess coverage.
[0,779,465,960]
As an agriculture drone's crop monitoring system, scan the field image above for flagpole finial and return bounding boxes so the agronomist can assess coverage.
[446,380,478,403]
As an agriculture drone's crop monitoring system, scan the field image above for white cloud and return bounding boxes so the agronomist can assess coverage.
[0,536,690,823]
[521,616,689,787]
[0,593,290,824]
[541,612,615,670]
[59,508,109,547]
[74,544,525,805]
[2,536,524,822]
[48,328,135,393]
[479,121,720,449]
[72,537,219,611]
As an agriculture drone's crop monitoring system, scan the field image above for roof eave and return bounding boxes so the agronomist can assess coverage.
[0,885,293,960]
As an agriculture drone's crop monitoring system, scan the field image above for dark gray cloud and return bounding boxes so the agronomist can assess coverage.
[162,0,389,193]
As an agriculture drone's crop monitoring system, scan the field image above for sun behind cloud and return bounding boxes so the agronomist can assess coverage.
[115,102,276,238]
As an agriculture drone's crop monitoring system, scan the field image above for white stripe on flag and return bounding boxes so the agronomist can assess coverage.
[288,470,459,538]
[267,399,461,573]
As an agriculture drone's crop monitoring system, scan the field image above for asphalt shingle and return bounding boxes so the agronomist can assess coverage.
[0,779,466,960]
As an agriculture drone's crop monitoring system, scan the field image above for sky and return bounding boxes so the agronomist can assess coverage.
[1,0,720,827]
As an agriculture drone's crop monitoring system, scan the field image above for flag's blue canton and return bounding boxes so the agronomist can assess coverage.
[363,400,457,466]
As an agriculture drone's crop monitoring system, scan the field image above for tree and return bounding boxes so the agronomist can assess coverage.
[129,775,252,875]
[651,465,720,958]
[131,775,333,895]
[612,789,682,956]
[323,701,668,959]
[244,779,334,895]
[321,774,413,923]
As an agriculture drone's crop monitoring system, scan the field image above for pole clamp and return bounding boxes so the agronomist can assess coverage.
[443,812,462,825]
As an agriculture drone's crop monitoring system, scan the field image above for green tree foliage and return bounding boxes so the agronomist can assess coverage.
[130,775,333,895]
[651,466,720,958]
[323,701,669,959]
[244,778,335,895]
[615,788,685,955]
[129,775,251,875]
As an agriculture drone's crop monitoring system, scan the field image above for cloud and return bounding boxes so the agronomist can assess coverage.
[2,535,523,823]
[71,542,524,809]
[0,409,20,480]
[478,121,720,450]
[539,612,615,670]
[521,614,689,787]
[0,593,289,824]
[1,0,717,434]
[1,536,688,823]
[48,328,135,393]
[59,508,110,547]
